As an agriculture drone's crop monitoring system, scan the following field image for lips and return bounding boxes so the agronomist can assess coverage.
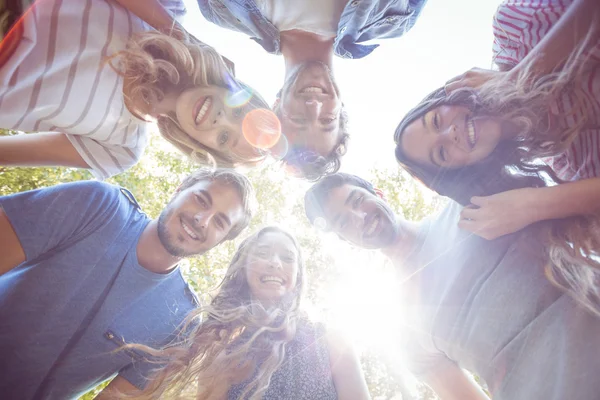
[299,86,326,95]
[180,218,204,242]
[193,96,212,126]
[362,213,381,240]
[260,275,285,286]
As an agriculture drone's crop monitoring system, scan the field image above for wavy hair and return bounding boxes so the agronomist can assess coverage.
[110,29,271,168]
[393,30,600,315]
[122,227,306,400]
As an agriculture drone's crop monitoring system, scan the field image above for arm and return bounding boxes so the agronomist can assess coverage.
[0,207,25,276]
[447,0,600,92]
[0,132,90,169]
[459,178,600,240]
[422,358,489,400]
[326,331,371,400]
[94,375,141,399]
[507,0,600,79]
[111,0,183,32]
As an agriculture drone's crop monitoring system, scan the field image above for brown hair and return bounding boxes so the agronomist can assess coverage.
[122,227,306,400]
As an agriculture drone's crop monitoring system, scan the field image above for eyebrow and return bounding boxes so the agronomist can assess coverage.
[345,189,357,207]
[421,114,427,129]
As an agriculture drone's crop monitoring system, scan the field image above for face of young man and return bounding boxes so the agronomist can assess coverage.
[157,180,246,257]
[278,61,343,157]
[320,184,398,249]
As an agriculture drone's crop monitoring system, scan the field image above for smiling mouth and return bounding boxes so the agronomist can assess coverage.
[181,218,204,242]
[260,275,285,286]
[193,97,212,126]
[363,213,381,240]
[466,115,477,149]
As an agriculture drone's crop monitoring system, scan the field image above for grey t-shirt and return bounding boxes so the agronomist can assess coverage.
[403,202,600,400]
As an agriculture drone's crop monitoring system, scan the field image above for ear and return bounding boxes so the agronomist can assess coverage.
[374,187,387,201]
[272,97,281,110]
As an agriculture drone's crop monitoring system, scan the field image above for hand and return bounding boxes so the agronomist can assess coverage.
[458,188,538,240]
[445,67,505,94]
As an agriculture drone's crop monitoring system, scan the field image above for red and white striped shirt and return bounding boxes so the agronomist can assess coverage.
[492,0,600,181]
[0,0,184,179]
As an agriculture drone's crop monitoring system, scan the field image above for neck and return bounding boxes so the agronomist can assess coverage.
[136,220,181,274]
[381,218,421,272]
[280,30,335,79]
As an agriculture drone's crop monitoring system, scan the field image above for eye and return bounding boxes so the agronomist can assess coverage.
[320,117,335,124]
[195,194,208,208]
[256,250,269,259]
[282,255,295,263]
[215,217,224,230]
[439,146,447,163]
[233,107,244,118]
[433,113,440,130]
[218,132,229,146]
[353,195,363,209]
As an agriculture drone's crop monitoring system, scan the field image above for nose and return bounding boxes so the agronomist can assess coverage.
[305,100,322,121]
[441,124,459,144]
[194,212,211,230]
[349,209,367,229]
[268,254,283,270]
[212,109,225,126]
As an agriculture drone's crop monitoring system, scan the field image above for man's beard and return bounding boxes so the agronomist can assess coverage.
[366,202,398,249]
[157,206,188,258]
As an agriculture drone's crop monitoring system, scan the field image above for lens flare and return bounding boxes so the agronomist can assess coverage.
[225,87,253,108]
[242,109,282,150]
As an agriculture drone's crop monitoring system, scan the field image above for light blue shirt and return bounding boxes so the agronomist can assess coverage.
[197,0,428,59]
[0,182,197,399]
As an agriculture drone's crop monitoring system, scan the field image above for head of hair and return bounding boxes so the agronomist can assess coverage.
[123,227,306,400]
[176,168,256,241]
[393,35,600,315]
[110,29,271,168]
[304,172,376,227]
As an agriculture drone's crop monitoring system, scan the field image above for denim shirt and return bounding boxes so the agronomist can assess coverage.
[197,0,428,59]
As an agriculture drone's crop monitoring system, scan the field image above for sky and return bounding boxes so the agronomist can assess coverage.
[180,0,502,176]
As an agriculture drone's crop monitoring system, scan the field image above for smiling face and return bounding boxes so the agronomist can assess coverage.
[278,62,342,157]
[321,184,398,249]
[400,105,504,169]
[245,232,299,305]
[174,86,265,162]
[157,179,246,257]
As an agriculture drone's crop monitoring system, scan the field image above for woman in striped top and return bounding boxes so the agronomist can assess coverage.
[0,0,271,179]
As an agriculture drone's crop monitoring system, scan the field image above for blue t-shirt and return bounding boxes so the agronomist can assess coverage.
[0,181,198,400]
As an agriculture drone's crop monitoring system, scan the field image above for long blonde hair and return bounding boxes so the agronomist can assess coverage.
[110,29,271,168]
[124,227,306,400]
[394,26,600,315]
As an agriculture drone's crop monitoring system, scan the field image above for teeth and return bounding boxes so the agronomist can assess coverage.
[365,216,379,236]
[181,221,198,240]
[261,276,283,284]
[301,87,324,94]
[195,98,212,124]
[467,118,476,146]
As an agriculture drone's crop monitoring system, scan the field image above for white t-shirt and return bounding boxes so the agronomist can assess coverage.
[0,0,151,179]
[257,0,348,38]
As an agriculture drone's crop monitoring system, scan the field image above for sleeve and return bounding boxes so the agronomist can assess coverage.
[158,0,187,17]
[403,333,449,378]
[66,128,147,180]
[492,0,569,68]
[0,181,123,262]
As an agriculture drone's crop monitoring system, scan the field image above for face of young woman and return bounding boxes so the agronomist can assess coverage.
[245,232,299,305]
[174,86,264,162]
[400,105,505,169]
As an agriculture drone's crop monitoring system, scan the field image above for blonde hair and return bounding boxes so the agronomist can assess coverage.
[122,227,306,400]
[394,25,600,315]
[110,29,271,168]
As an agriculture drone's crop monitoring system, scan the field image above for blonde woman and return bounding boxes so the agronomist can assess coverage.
[0,0,270,180]
[101,227,370,400]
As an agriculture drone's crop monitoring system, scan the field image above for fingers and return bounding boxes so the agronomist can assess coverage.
[460,206,478,221]
[469,196,487,206]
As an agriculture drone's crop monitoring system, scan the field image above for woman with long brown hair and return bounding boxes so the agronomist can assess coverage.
[0,0,272,179]
[100,226,369,399]
[393,0,600,316]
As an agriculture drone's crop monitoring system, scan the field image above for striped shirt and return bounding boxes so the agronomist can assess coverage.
[492,0,600,181]
[0,0,183,179]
